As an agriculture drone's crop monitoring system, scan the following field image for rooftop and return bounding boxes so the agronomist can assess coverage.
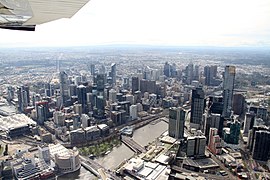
[0,114,36,131]
[49,143,77,159]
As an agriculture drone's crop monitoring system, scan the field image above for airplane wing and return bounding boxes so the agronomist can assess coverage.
[0,0,90,31]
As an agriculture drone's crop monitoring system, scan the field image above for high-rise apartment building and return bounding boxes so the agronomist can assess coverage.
[59,71,69,105]
[17,85,30,112]
[208,128,222,155]
[222,66,236,118]
[111,63,116,85]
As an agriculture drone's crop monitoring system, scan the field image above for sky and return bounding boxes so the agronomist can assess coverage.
[0,0,270,47]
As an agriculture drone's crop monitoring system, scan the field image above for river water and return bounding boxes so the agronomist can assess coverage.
[58,121,168,179]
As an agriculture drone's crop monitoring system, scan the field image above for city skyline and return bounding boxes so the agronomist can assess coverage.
[0,0,270,47]
[1,47,270,179]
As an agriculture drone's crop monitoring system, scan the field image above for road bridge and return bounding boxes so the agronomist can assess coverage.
[80,156,121,180]
[121,135,146,154]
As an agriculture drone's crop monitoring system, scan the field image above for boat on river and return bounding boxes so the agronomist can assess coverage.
[119,126,134,136]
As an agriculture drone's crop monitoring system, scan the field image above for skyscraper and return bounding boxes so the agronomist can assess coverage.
[7,86,15,102]
[93,74,106,119]
[140,79,156,94]
[35,101,49,125]
[186,136,206,157]
[223,120,240,144]
[111,63,116,85]
[249,106,268,122]
[59,71,69,105]
[204,65,217,86]
[252,130,270,161]
[222,66,236,118]
[94,74,106,91]
[204,113,221,143]
[169,107,186,139]
[90,64,95,75]
[190,87,205,129]
[186,63,194,85]
[233,93,245,116]
[77,85,87,113]
[208,128,222,155]
[68,84,77,97]
[243,112,256,134]
[17,85,30,112]
[130,105,138,121]
[131,76,139,94]
[163,62,171,77]
[247,126,269,152]
[109,89,117,103]
[194,65,200,81]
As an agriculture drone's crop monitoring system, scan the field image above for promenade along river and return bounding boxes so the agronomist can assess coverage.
[58,120,168,179]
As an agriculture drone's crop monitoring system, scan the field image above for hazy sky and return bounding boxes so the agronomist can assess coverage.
[1,0,270,47]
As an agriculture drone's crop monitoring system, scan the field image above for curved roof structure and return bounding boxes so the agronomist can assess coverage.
[0,0,90,31]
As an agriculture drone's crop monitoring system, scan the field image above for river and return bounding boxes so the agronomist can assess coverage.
[58,120,168,179]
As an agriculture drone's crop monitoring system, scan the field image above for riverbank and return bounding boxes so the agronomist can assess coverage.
[78,136,121,157]
[95,120,168,170]
[60,120,168,179]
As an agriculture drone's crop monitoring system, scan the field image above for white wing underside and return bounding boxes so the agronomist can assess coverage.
[24,0,90,25]
[0,0,90,30]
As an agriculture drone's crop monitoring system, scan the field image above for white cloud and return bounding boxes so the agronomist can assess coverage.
[0,0,270,47]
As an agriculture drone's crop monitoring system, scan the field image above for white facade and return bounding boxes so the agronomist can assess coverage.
[38,145,50,163]
[53,111,65,126]
[130,105,138,120]
[74,104,82,115]
[109,89,117,103]
[81,114,90,128]
[222,66,236,117]
[126,94,134,104]
[49,143,80,174]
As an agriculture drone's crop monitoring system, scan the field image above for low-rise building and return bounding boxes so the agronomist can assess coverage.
[70,128,85,144]
[97,124,109,137]
[49,143,80,174]
[85,126,100,141]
